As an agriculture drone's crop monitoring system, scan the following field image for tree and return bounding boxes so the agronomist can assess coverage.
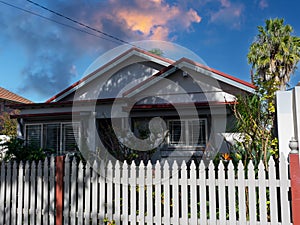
[148,48,164,56]
[0,111,18,137]
[248,18,300,91]
[231,18,300,168]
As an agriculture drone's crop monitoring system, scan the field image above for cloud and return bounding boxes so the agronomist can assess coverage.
[112,0,201,40]
[209,0,244,29]
[259,0,268,9]
[0,0,201,101]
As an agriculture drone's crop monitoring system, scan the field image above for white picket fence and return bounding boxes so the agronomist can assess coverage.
[0,155,292,224]
[0,157,56,225]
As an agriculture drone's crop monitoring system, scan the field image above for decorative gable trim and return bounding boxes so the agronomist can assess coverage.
[46,48,173,103]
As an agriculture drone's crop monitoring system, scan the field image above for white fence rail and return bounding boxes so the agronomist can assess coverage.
[0,156,293,224]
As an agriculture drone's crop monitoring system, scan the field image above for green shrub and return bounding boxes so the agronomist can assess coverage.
[0,137,52,161]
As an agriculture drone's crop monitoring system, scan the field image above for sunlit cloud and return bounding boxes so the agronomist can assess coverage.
[112,0,201,40]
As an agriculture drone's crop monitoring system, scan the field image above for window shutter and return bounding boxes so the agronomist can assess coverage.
[62,123,80,152]
[43,124,60,152]
[26,125,42,148]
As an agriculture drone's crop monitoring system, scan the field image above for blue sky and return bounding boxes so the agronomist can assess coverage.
[0,0,299,102]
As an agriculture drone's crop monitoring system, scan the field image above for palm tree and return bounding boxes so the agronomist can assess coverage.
[231,19,300,167]
[248,18,300,90]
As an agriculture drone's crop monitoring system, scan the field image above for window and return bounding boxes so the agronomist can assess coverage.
[25,124,42,148]
[168,119,207,147]
[62,123,80,152]
[25,122,80,154]
[43,124,60,151]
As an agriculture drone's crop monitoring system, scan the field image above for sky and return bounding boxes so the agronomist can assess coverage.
[0,0,299,103]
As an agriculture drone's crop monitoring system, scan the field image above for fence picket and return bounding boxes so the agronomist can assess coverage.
[258,161,268,225]
[99,161,105,222]
[11,161,17,225]
[248,161,256,224]
[162,161,171,224]
[23,161,30,225]
[208,161,217,224]
[130,162,137,224]
[36,161,43,225]
[84,163,91,225]
[121,161,129,224]
[237,161,247,224]
[279,154,291,225]
[63,156,70,225]
[5,161,11,225]
[77,161,84,225]
[114,161,121,224]
[199,161,207,224]
[171,161,179,225]
[138,161,145,224]
[154,161,162,224]
[268,157,279,224]
[30,161,36,225]
[218,161,226,223]
[228,161,236,224]
[49,157,55,225]
[43,158,49,225]
[91,160,98,224]
[190,161,197,224]
[106,161,113,222]
[180,161,188,224]
[70,158,77,225]
[146,161,153,224]
[17,162,24,225]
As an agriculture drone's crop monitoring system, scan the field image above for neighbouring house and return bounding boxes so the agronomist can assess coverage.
[0,87,32,133]
[0,87,32,158]
[11,48,255,162]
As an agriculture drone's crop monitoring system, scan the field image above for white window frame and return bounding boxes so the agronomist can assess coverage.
[25,122,81,154]
[167,118,207,148]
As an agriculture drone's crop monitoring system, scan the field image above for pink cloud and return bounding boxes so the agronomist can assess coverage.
[105,0,201,40]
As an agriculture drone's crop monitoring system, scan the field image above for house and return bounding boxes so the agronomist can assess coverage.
[0,87,32,158]
[11,48,255,162]
[0,87,32,134]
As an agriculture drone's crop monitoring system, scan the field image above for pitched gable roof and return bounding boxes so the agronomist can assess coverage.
[46,47,255,103]
[46,47,174,103]
[0,87,32,104]
[123,57,256,98]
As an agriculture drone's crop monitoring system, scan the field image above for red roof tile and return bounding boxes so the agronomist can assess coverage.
[0,87,32,104]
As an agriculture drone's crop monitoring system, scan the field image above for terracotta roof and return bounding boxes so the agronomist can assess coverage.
[0,87,32,104]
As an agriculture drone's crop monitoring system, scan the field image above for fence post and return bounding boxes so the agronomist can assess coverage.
[55,156,64,225]
[289,138,300,225]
